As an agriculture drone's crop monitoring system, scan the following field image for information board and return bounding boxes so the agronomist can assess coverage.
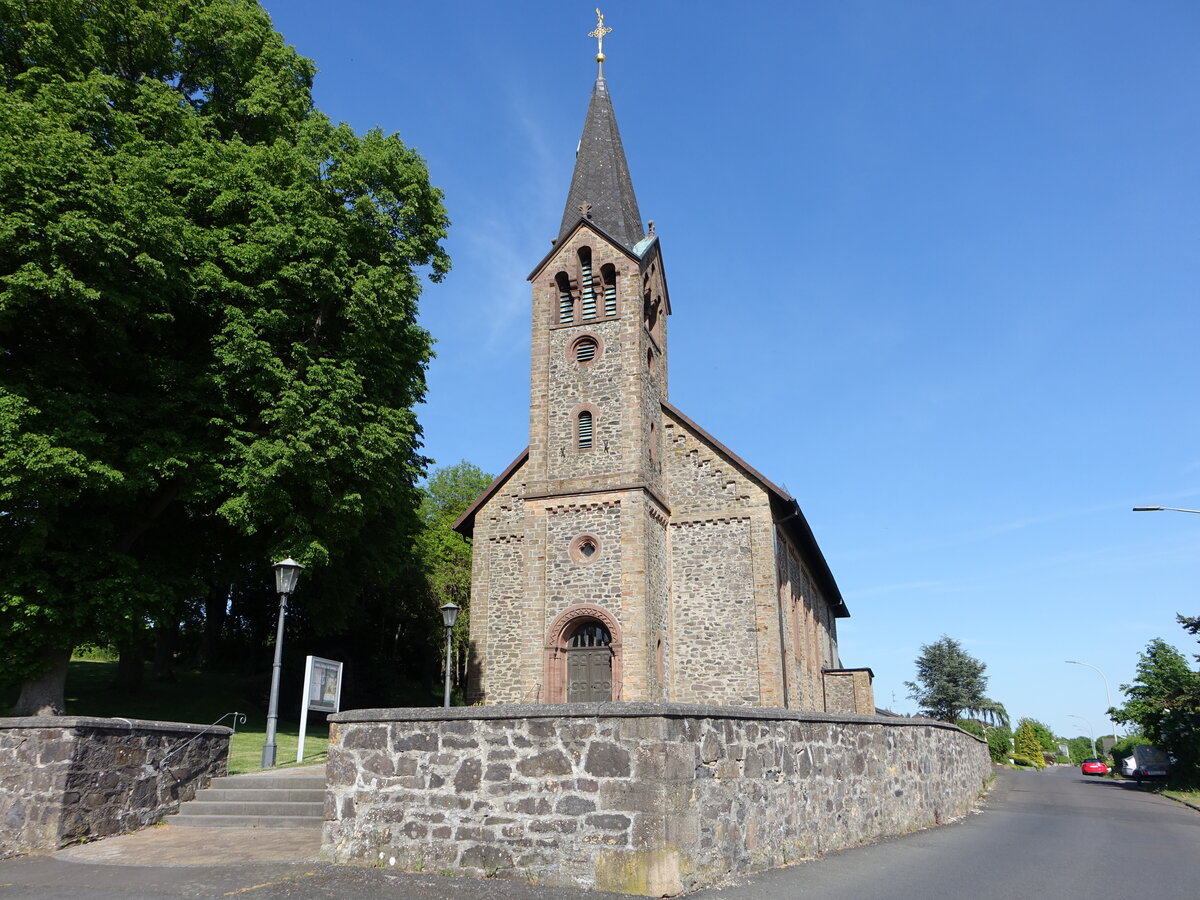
[297,655,343,763]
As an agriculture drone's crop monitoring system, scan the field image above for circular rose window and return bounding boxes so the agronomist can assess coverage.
[569,533,602,565]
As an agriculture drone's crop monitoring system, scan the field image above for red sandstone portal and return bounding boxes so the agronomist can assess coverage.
[544,604,623,702]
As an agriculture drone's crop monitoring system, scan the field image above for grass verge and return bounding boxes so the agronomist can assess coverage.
[2,658,327,775]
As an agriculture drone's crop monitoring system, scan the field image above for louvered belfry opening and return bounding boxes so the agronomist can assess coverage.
[579,247,597,319]
[578,410,593,449]
[601,263,617,316]
[556,271,574,323]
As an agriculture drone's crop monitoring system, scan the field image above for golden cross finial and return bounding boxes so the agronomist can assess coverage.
[589,9,612,62]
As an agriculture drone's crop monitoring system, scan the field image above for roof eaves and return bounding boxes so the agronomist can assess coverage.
[661,401,848,617]
[452,448,529,537]
[527,218,645,282]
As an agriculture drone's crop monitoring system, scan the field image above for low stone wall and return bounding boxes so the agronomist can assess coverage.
[324,703,990,895]
[0,716,231,858]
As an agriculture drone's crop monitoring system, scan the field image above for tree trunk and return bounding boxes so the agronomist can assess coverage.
[10,646,72,716]
[112,640,144,692]
[199,586,228,669]
[153,619,178,682]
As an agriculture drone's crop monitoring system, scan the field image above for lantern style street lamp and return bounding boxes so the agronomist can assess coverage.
[441,602,460,708]
[262,557,303,768]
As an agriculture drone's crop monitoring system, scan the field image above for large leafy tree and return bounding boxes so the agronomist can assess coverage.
[905,635,1004,724]
[1112,637,1200,786]
[0,0,449,714]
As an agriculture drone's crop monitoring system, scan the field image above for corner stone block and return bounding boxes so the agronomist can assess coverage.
[595,847,683,898]
[342,726,387,751]
[633,743,693,782]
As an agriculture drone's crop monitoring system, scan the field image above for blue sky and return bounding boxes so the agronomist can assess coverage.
[259,1,1200,741]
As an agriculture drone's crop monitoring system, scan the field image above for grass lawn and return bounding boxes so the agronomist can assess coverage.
[2,659,328,775]
[1161,787,1200,806]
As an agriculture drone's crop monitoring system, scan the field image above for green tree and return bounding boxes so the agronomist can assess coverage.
[1111,638,1200,786]
[1018,717,1057,752]
[905,635,1004,724]
[1066,735,1097,763]
[957,718,1013,764]
[1014,720,1045,768]
[414,461,493,695]
[0,0,449,714]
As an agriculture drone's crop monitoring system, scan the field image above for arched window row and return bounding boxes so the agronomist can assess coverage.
[553,248,620,325]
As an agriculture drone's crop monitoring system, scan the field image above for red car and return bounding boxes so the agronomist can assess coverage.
[1081,758,1109,776]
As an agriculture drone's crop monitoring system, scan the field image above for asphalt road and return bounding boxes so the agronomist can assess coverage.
[694,766,1200,900]
[1,767,1196,898]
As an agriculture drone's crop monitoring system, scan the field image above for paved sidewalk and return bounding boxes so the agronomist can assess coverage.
[53,823,323,866]
[0,822,630,899]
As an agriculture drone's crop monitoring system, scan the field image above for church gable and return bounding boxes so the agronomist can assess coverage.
[661,404,772,516]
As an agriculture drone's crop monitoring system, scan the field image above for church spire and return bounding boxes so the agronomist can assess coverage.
[558,10,644,251]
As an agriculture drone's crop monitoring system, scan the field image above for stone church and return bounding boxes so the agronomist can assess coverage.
[455,26,873,715]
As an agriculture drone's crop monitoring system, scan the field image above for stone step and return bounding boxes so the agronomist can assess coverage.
[167,766,328,829]
[206,774,326,791]
[170,814,324,829]
[174,801,324,818]
[194,788,325,804]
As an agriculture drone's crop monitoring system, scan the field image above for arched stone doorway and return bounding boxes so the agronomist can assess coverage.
[566,622,612,701]
[544,605,622,703]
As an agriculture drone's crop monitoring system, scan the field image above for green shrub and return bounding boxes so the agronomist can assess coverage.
[1014,721,1046,768]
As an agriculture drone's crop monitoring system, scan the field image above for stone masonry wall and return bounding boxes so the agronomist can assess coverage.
[324,704,991,896]
[0,716,230,858]
[668,518,759,705]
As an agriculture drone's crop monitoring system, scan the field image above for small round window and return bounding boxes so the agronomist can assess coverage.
[569,533,602,565]
[572,335,599,364]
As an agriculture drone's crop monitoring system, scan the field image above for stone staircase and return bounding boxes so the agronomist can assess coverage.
[168,766,326,828]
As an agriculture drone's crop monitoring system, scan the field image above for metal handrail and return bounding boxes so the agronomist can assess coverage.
[159,711,246,773]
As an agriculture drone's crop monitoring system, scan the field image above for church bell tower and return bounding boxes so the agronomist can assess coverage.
[456,11,853,712]
[516,12,673,703]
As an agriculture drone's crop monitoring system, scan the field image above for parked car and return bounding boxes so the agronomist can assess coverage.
[1121,745,1171,782]
[1080,758,1109,776]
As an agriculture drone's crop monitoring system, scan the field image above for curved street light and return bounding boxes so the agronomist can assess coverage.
[1065,659,1117,744]
[1067,714,1096,758]
[1132,506,1200,514]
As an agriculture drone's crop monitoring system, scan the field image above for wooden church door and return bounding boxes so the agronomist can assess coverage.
[566,622,612,701]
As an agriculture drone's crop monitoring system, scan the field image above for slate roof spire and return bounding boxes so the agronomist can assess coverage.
[558,11,644,251]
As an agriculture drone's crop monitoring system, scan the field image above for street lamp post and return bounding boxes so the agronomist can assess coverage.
[261,558,303,768]
[1132,506,1200,514]
[1065,659,1117,747]
[1067,714,1097,758]
[440,602,460,708]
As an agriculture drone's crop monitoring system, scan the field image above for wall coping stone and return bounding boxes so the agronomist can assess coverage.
[330,702,982,738]
[0,716,232,736]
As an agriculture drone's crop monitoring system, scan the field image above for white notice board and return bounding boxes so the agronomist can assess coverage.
[297,655,343,762]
